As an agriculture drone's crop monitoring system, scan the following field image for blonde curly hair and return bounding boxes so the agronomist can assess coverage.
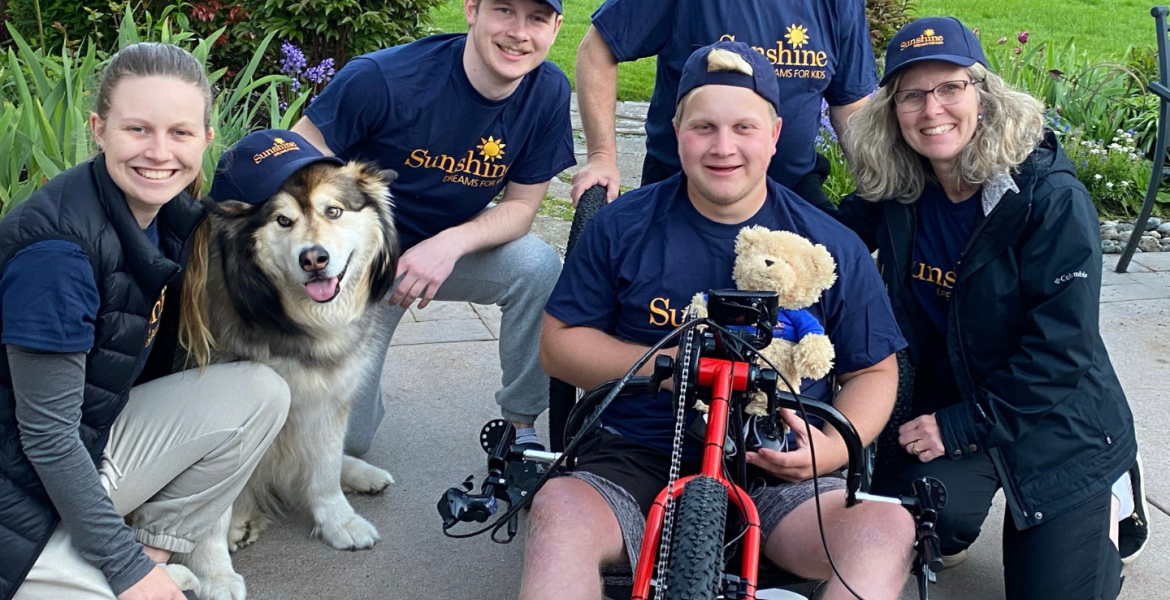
[847,63,1045,202]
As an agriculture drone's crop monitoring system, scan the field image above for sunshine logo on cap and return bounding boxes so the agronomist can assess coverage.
[252,137,302,164]
[900,28,945,51]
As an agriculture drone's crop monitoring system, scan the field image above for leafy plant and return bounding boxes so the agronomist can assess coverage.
[814,99,854,203]
[0,7,309,215]
[865,0,917,63]
[1060,127,1155,218]
[986,36,1155,153]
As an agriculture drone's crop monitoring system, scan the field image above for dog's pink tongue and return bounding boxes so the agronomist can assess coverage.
[305,278,339,302]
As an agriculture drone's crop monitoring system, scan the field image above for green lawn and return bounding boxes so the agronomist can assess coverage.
[915,0,1156,60]
[430,0,1159,101]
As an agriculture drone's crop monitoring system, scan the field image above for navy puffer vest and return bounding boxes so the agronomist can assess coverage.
[0,155,205,599]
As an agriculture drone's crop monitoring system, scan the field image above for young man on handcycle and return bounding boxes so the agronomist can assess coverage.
[523,41,915,600]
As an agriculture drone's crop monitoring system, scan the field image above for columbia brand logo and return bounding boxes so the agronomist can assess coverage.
[1054,271,1088,284]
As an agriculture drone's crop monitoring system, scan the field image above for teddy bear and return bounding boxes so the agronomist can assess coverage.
[689,225,838,416]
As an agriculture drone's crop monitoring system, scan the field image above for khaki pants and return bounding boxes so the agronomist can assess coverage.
[15,362,290,600]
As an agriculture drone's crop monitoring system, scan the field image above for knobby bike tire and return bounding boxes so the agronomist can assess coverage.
[663,475,727,600]
[548,185,609,452]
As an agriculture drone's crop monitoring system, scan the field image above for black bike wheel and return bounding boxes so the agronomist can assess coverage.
[873,349,915,491]
[663,475,727,600]
[548,185,609,452]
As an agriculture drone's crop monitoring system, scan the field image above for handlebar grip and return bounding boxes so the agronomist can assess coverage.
[921,530,944,573]
[567,185,608,257]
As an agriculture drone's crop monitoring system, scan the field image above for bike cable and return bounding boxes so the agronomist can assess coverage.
[441,318,704,542]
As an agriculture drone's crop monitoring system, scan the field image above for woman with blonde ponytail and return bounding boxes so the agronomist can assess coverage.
[0,43,288,600]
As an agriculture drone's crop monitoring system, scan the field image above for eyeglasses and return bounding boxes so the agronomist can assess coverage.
[893,80,981,113]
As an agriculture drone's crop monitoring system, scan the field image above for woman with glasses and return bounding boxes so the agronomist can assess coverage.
[835,17,1140,600]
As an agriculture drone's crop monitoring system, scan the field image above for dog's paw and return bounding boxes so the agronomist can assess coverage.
[341,456,395,495]
[316,513,380,550]
[198,569,247,600]
[162,564,201,594]
[228,512,271,551]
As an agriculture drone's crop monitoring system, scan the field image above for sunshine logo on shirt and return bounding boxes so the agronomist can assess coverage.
[403,135,511,188]
[719,29,828,79]
[912,260,957,300]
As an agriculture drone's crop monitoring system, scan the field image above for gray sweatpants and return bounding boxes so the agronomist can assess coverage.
[15,363,290,600]
[345,233,561,456]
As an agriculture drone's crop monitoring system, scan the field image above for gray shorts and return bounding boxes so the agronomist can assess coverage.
[567,430,846,571]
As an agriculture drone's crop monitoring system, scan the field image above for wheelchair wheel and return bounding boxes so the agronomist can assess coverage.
[873,349,915,491]
[664,476,727,600]
[548,185,610,452]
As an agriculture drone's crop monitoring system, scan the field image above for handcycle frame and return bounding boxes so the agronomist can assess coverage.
[623,325,868,600]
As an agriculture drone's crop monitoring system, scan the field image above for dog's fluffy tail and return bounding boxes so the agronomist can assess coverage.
[179,218,216,371]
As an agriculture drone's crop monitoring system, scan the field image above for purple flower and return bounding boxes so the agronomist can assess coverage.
[290,79,301,92]
[305,58,336,85]
[1017,31,1029,44]
[279,40,307,76]
[818,99,837,144]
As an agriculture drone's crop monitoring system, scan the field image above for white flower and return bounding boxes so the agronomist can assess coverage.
[1117,129,1125,134]
[1107,182,1114,188]
[1095,174,1103,180]
[1081,140,1092,146]
[1131,153,1140,159]
[1109,143,1122,150]
[1113,137,1120,142]
[1122,181,1130,187]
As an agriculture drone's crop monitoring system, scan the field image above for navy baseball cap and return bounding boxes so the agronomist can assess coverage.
[676,41,781,116]
[880,17,986,87]
[210,129,343,205]
[540,0,562,13]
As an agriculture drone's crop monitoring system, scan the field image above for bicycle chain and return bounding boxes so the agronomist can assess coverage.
[654,310,700,596]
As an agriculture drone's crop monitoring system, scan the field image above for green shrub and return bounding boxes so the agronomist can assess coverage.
[4,0,180,51]
[189,0,446,72]
[0,9,309,215]
[1060,128,1158,218]
[866,0,917,63]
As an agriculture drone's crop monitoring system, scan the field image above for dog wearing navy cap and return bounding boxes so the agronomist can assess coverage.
[180,130,399,600]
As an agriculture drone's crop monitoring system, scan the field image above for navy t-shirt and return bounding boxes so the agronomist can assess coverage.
[592,0,877,187]
[1,220,163,361]
[306,34,577,250]
[545,174,905,455]
[911,184,980,334]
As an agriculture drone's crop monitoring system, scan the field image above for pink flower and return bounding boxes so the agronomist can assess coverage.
[1014,46,1022,55]
[1018,31,1030,44]
[998,36,1008,45]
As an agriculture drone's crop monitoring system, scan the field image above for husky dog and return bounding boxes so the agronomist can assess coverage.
[181,160,399,600]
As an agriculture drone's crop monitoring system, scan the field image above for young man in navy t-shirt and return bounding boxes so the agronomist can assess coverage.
[522,42,913,600]
[571,0,877,213]
[292,0,575,453]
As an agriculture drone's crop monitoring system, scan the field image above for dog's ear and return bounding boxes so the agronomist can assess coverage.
[208,198,261,220]
[215,218,306,336]
[347,162,399,306]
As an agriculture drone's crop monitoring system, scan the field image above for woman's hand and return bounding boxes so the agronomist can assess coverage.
[898,414,946,462]
[117,565,186,600]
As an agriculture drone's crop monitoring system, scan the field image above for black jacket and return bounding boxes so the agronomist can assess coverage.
[0,155,205,599]
[838,132,1136,530]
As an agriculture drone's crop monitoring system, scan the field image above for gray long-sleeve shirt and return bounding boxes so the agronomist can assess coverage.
[8,345,156,595]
